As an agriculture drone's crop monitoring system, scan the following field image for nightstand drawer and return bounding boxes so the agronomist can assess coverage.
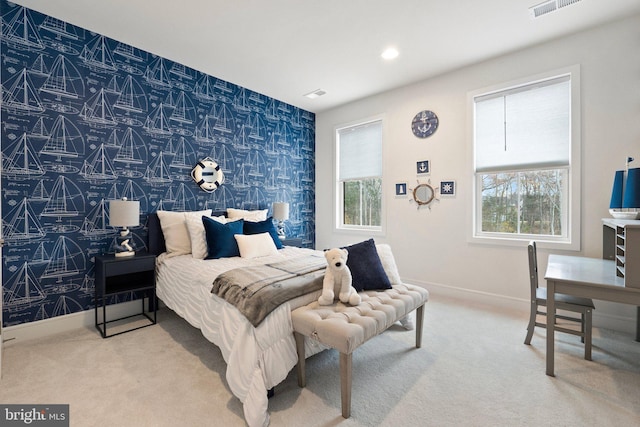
[281,238,303,248]
[104,256,155,276]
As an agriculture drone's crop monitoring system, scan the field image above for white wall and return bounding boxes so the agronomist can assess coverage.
[316,15,640,332]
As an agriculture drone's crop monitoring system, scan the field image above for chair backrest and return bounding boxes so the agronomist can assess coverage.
[527,241,539,298]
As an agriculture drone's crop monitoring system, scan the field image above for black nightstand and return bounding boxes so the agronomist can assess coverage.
[94,252,157,338]
[281,238,303,248]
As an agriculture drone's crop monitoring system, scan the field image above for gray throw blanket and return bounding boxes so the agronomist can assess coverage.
[211,254,326,326]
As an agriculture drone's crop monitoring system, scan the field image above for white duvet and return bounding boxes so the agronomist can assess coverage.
[155,247,326,427]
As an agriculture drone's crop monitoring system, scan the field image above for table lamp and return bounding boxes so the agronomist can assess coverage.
[109,197,140,257]
[272,202,289,239]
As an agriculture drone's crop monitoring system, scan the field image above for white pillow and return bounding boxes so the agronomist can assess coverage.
[157,209,211,254]
[185,214,226,259]
[234,232,278,259]
[226,207,268,222]
[376,244,402,286]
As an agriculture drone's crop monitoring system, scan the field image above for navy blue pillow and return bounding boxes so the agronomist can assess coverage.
[203,217,244,259]
[342,239,392,292]
[243,217,283,249]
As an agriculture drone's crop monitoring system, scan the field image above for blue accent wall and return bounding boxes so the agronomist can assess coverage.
[0,0,316,327]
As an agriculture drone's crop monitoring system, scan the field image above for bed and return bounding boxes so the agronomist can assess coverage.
[148,209,408,427]
[148,210,327,427]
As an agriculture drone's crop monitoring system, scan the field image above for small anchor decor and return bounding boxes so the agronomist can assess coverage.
[416,160,430,175]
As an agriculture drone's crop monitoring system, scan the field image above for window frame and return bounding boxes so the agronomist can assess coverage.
[334,115,386,236]
[467,66,581,250]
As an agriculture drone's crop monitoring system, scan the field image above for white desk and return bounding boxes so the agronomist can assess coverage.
[544,255,640,376]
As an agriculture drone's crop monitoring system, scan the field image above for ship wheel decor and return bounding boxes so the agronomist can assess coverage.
[409,179,440,210]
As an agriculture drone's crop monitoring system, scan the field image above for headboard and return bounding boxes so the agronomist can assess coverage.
[147,213,166,256]
[147,210,228,256]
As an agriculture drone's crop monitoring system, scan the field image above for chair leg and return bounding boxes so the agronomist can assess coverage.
[584,309,592,361]
[524,302,537,345]
[340,352,352,419]
[294,332,306,387]
[580,312,585,343]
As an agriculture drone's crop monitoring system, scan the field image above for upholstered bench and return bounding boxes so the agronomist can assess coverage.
[291,283,429,418]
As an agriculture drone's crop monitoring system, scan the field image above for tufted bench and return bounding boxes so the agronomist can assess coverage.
[291,283,429,418]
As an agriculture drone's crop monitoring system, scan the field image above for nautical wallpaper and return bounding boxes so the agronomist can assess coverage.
[0,1,316,327]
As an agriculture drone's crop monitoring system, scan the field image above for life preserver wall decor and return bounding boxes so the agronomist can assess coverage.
[191,158,224,192]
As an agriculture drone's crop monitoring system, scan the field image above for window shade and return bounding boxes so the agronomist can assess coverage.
[338,120,382,180]
[475,76,570,172]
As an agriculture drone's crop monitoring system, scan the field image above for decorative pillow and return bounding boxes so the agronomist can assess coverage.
[157,209,211,254]
[185,214,226,259]
[234,232,279,259]
[203,217,244,259]
[342,239,392,292]
[376,244,402,286]
[242,217,283,249]
[226,208,268,222]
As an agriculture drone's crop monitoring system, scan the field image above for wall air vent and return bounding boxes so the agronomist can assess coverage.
[530,0,583,18]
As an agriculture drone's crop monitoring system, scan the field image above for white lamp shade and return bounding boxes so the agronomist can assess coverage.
[109,199,140,227]
[272,202,289,221]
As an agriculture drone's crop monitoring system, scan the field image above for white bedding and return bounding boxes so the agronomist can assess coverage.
[156,247,326,427]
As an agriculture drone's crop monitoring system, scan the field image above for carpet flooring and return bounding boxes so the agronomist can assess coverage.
[1,294,639,426]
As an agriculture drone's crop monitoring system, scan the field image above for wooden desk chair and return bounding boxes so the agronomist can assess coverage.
[524,241,594,360]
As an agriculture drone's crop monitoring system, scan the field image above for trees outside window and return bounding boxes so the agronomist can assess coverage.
[471,67,580,248]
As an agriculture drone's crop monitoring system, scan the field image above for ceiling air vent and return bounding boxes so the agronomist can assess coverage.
[303,89,326,99]
[530,0,583,18]
[557,0,582,8]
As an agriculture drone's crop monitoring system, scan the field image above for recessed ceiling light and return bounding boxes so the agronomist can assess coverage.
[381,47,399,60]
[304,89,326,99]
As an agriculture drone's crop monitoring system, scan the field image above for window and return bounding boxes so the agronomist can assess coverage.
[471,68,580,248]
[336,118,383,231]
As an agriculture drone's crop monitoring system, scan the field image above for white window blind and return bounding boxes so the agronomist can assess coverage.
[338,120,382,180]
[474,75,570,172]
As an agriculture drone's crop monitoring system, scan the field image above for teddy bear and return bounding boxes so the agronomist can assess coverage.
[318,248,361,306]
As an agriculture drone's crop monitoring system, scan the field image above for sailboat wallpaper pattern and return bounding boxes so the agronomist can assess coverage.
[0,1,316,327]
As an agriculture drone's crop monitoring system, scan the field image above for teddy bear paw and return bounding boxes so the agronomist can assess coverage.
[318,293,334,305]
[345,293,361,306]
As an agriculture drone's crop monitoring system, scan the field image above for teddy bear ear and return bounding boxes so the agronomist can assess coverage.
[342,248,349,256]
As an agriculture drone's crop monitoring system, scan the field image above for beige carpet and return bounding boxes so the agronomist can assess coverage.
[1,294,639,427]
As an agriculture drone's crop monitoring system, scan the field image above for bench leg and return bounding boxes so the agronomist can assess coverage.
[294,332,306,387]
[340,352,352,418]
[416,304,424,348]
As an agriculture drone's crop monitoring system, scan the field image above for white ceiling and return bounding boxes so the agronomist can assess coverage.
[10,0,640,113]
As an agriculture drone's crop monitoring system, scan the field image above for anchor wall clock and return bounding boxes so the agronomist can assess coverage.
[411,110,439,138]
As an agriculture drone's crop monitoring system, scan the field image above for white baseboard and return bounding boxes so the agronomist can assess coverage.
[404,278,637,335]
[3,300,145,346]
[3,281,636,345]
